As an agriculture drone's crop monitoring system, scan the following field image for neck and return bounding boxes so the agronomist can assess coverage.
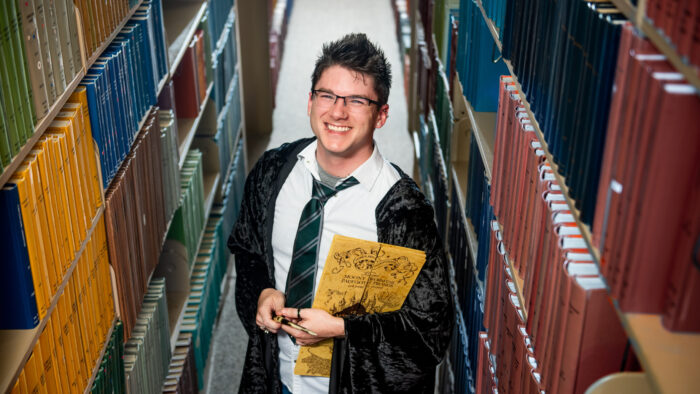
[315,147,372,177]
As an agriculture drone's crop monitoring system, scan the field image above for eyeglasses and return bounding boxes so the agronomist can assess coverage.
[312,89,381,111]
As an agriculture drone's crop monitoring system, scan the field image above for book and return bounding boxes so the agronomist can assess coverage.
[43,0,67,95]
[172,43,201,118]
[294,234,427,377]
[18,0,50,120]
[11,163,51,319]
[0,182,40,329]
[558,276,627,394]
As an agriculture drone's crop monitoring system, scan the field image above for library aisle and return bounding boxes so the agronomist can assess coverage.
[204,1,413,392]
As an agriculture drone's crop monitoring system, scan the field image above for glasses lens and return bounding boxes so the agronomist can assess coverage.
[313,91,373,111]
[315,91,337,105]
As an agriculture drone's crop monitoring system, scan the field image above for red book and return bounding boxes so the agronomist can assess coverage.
[485,233,506,345]
[671,0,697,61]
[545,259,598,393]
[476,332,490,394]
[492,77,516,216]
[528,194,568,342]
[523,166,556,309]
[193,29,208,104]
[592,23,656,252]
[664,160,700,331]
[558,277,628,394]
[620,82,700,313]
[598,53,670,294]
[172,43,200,118]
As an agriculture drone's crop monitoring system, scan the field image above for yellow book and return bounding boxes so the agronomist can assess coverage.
[56,106,92,224]
[49,116,88,245]
[23,351,42,394]
[30,146,67,277]
[67,278,89,388]
[69,86,103,209]
[294,235,427,377]
[38,325,61,393]
[58,292,80,392]
[74,256,96,367]
[32,336,49,394]
[9,165,49,319]
[48,313,71,394]
[45,132,80,261]
[45,133,79,262]
[84,242,103,363]
[14,370,27,394]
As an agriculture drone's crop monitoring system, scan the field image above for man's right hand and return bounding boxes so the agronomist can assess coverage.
[256,288,286,334]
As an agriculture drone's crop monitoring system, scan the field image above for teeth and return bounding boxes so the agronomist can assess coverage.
[327,124,350,132]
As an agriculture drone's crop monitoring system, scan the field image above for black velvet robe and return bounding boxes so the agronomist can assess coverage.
[228,138,454,393]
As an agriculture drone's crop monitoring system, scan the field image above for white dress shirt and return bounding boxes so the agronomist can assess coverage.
[272,140,401,393]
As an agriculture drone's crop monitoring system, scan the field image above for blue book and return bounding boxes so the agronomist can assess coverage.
[80,77,109,189]
[0,183,40,329]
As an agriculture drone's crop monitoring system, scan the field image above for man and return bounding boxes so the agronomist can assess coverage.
[228,33,454,393]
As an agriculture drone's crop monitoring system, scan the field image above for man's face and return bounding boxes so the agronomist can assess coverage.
[308,65,389,171]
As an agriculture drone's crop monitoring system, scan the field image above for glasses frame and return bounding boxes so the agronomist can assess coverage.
[311,89,382,108]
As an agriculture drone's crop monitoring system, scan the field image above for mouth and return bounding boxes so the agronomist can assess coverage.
[326,123,351,132]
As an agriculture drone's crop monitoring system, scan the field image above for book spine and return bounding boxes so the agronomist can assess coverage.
[52,0,76,82]
[0,183,41,329]
[0,4,28,153]
[9,0,36,134]
[18,0,50,120]
[33,0,57,103]
[44,0,67,94]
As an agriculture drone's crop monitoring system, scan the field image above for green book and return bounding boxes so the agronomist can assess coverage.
[0,4,24,155]
[9,0,36,136]
[0,84,11,167]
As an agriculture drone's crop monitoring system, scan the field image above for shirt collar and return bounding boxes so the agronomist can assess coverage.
[297,140,385,192]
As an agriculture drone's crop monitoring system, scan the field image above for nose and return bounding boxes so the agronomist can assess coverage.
[330,96,348,117]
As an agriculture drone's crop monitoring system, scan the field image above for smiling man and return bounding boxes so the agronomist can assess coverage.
[228,33,454,394]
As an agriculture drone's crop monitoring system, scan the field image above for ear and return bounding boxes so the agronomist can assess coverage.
[307,91,313,115]
[374,104,389,129]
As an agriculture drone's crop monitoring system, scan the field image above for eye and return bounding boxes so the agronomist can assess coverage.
[349,97,369,106]
[318,92,335,100]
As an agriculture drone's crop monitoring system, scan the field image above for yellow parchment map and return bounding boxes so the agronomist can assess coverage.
[294,234,426,377]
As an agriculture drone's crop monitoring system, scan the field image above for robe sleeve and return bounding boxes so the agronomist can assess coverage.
[331,177,455,393]
[227,151,277,336]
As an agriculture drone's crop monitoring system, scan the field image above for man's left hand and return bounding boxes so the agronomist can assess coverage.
[278,307,345,346]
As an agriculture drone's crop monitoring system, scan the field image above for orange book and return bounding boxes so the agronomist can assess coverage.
[48,313,70,393]
[22,350,44,394]
[11,370,26,394]
[65,278,88,387]
[37,326,61,393]
[10,165,50,319]
[58,104,95,216]
[52,112,90,239]
[57,294,80,392]
[68,86,103,209]
[31,145,68,274]
[46,131,81,258]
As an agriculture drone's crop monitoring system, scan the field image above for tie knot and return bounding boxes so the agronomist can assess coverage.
[312,176,358,203]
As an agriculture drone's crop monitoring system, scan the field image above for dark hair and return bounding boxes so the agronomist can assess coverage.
[311,33,392,106]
